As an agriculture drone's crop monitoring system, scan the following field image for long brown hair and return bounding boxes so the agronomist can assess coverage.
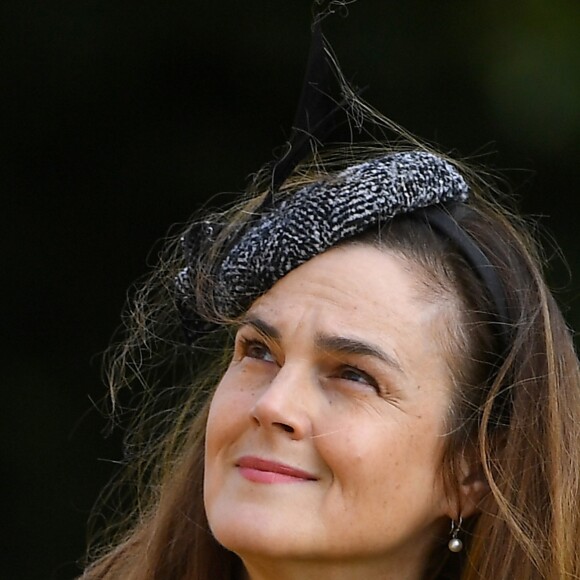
[81,147,580,579]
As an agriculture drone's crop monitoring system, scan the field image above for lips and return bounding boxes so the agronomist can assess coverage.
[236,456,317,484]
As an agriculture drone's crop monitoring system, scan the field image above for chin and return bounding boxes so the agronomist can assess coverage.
[207,508,316,560]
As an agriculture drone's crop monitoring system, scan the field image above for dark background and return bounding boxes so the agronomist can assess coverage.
[2,1,579,578]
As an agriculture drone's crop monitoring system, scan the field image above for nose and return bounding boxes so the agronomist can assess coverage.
[250,363,314,440]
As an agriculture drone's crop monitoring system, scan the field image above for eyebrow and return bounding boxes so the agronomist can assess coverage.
[240,315,404,374]
[316,335,404,374]
[242,315,281,341]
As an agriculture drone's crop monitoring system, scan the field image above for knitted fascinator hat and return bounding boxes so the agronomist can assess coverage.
[175,16,509,349]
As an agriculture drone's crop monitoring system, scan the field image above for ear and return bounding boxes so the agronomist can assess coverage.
[444,448,490,520]
[456,453,489,518]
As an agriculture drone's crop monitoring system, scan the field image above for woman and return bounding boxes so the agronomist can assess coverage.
[81,146,580,579]
[82,25,580,580]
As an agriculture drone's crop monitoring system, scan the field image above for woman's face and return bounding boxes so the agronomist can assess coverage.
[204,244,458,577]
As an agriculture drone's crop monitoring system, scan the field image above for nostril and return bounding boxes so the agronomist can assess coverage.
[275,422,295,433]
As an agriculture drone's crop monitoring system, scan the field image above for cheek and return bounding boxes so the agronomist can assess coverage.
[205,379,248,503]
[319,413,446,497]
[206,376,251,452]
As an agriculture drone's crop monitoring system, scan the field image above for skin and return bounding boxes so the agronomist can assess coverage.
[204,244,462,580]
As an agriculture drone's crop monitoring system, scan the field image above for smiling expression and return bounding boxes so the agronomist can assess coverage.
[204,243,459,577]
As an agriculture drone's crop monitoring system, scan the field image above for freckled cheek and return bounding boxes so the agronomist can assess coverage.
[324,422,440,489]
[213,364,264,407]
[206,379,256,449]
[314,425,385,485]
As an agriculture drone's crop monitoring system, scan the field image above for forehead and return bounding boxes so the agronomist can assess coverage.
[251,244,438,320]
[247,244,452,379]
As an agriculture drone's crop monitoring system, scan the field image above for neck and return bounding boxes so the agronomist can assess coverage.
[240,553,428,580]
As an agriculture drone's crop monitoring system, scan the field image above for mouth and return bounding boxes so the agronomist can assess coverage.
[236,456,318,484]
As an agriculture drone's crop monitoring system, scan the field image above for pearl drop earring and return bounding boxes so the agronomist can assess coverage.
[448,517,464,553]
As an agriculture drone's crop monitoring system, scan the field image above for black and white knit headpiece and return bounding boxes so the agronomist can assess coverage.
[219,150,467,313]
[178,150,470,323]
[175,17,509,346]
[176,149,510,351]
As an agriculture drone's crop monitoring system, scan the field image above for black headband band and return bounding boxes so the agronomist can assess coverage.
[420,204,510,353]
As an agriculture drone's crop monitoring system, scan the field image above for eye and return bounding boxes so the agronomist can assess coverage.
[338,366,379,391]
[238,337,276,363]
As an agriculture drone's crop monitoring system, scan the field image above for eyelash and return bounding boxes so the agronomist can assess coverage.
[236,335,381,394]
